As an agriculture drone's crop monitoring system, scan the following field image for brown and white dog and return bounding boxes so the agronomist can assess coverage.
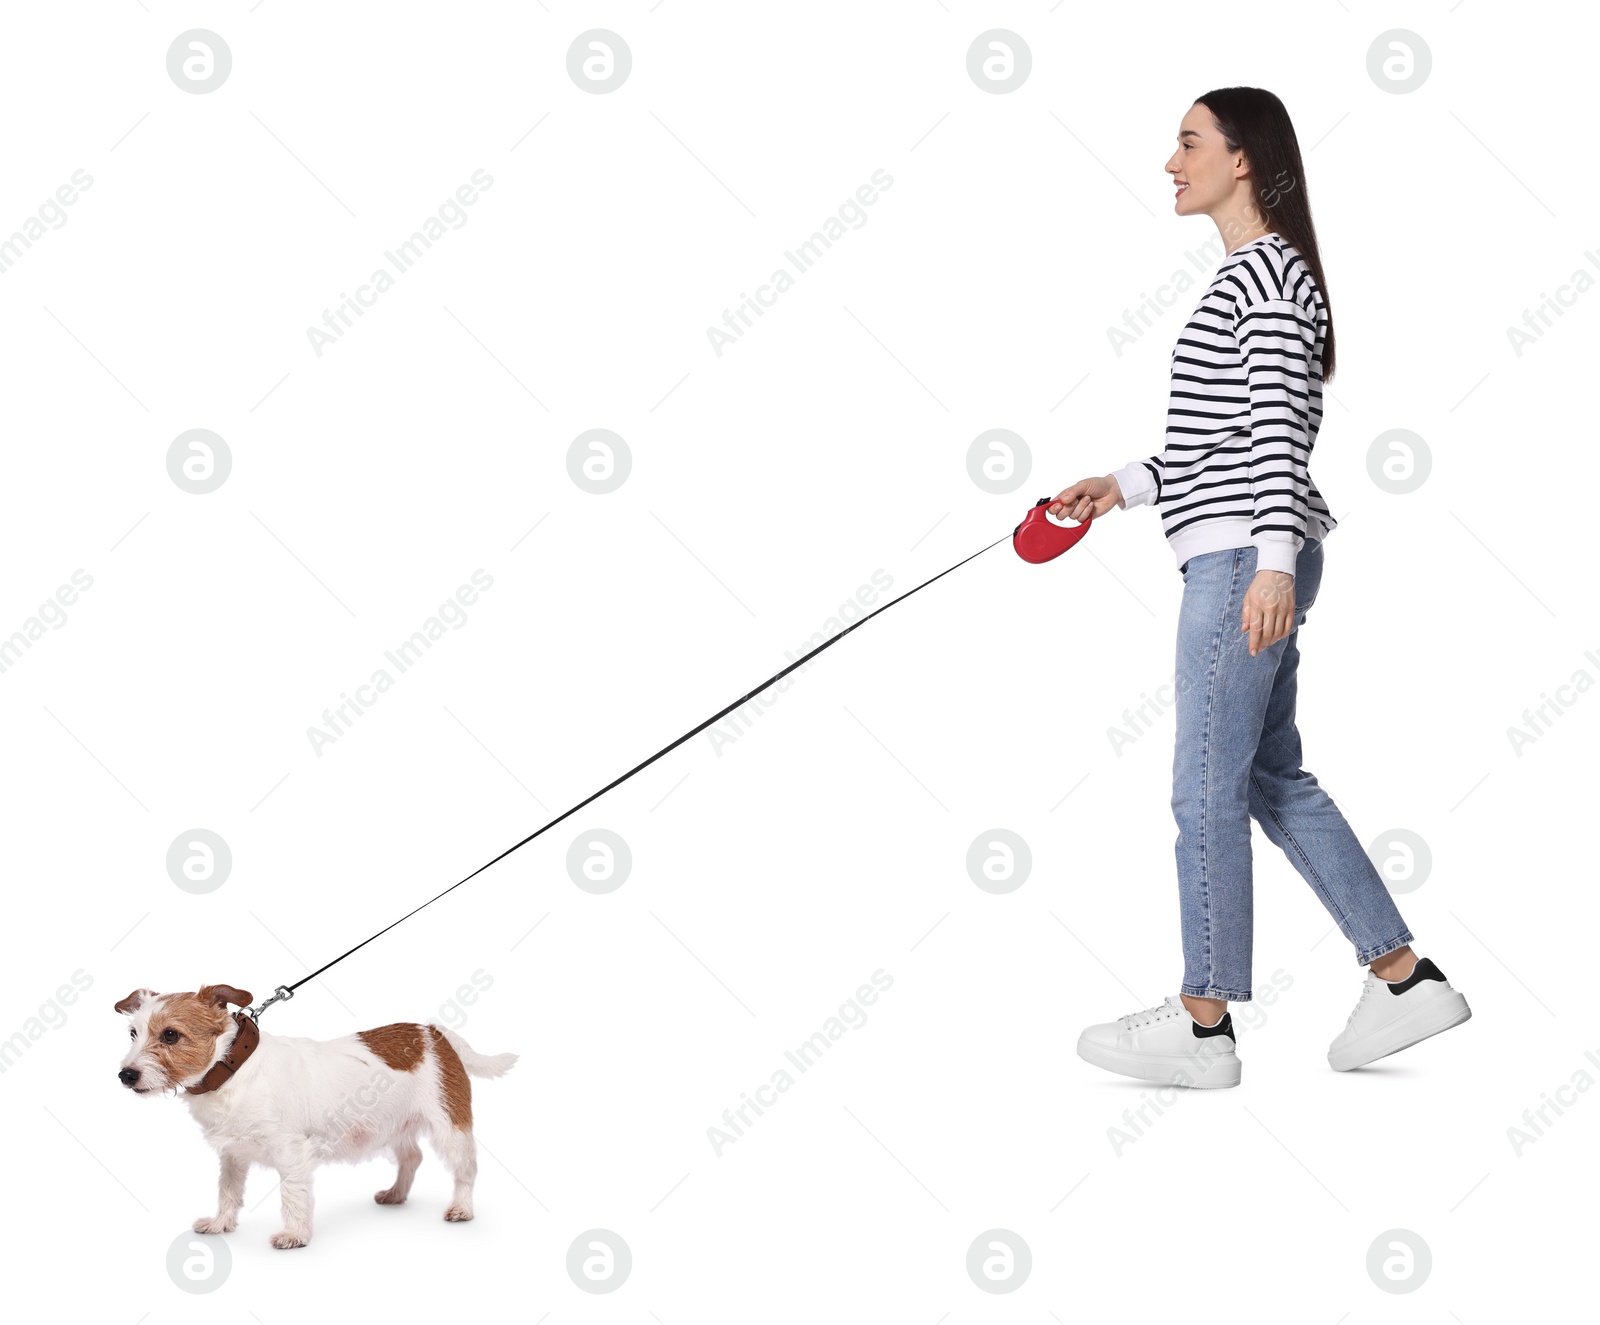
[115,984,517,1249]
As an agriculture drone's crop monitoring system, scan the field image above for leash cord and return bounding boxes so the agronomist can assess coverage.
[278,529,1012,1004]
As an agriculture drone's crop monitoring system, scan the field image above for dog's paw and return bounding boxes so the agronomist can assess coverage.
[443,1204,474,1222]
[374,1187,408,1205]
[192,1215,236,1235]
[269,1231,309,1250]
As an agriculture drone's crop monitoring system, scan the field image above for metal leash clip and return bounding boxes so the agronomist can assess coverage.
[247,985,295,1022]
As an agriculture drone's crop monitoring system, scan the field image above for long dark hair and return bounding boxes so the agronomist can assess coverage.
[1195,87,1336,382]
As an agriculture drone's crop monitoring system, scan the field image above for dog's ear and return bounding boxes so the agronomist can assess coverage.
[115,988,156,1015]
[198,984,253,1011]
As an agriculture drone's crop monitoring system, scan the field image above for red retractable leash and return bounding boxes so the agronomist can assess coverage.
[244,496,1092,1021]
[1013,496,1093,563]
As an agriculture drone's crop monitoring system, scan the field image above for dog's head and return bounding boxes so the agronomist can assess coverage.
[115,985,252,1096]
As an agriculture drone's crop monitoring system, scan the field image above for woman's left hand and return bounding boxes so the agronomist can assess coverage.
[1241,571,1295,656]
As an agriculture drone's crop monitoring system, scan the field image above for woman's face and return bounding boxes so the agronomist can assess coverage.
[1166,102,1241,217]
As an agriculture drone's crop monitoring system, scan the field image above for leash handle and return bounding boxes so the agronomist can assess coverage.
[1013,498,1092,564]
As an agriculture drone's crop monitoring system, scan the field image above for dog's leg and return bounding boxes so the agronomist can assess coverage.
[374,1137,423,1205]
[433,1126,478,1222]
[193,1150,247,1234]
[269,1148,316,1249]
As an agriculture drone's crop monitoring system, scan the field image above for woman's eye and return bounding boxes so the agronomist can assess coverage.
[161,1028,180,1044]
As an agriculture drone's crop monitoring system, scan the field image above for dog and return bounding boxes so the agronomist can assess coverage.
[115,983,517,1249]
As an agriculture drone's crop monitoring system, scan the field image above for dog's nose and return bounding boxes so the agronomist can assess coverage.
[118,1068,140,1087]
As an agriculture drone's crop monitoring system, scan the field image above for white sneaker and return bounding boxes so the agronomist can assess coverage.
[1328,957,1471,1071]
[1077,995,1242,1089]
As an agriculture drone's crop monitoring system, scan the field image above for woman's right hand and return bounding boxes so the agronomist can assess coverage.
[1048,474,1123,522]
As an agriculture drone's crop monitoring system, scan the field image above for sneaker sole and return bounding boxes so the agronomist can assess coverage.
[1328,991,1472,1072]
[1076,1035,1242,1089]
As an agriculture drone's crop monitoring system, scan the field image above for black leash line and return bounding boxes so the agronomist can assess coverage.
[251,528,1012,1020]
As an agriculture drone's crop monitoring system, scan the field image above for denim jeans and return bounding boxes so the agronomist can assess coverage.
[1172,538,1413,1001]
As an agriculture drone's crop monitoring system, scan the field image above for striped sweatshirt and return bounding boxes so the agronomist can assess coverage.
[1111,231,1336,576]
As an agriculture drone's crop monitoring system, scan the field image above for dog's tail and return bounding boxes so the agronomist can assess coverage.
[431,1025,518,1079]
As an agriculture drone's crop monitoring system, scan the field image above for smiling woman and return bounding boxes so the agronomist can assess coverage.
[1048,87,1472,1089]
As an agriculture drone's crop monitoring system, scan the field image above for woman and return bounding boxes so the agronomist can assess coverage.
[1052,88,1469,1089]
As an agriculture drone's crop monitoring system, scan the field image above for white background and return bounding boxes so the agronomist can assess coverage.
[1,2,1594,1321]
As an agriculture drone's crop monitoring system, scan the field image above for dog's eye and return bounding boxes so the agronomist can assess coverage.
[129,1027,135,1038]
[160,1028,181,1044]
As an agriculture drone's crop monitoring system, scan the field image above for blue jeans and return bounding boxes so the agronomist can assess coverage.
[1172,538,1413,1001]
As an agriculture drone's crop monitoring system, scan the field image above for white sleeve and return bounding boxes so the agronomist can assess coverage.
[1110,457,1162,510]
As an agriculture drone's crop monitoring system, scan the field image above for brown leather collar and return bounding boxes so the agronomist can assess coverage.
[184,1012,260,1096]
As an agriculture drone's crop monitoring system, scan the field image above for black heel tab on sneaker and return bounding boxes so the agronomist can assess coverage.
[1387,957,1446,995]
[1192,1012,1235,1041]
